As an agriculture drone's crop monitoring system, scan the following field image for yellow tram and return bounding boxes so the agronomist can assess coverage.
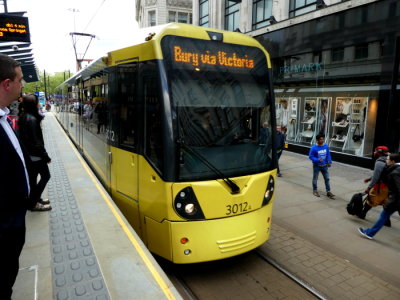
[55,23,277,263]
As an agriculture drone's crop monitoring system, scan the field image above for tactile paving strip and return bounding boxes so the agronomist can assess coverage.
[43,119,110,300]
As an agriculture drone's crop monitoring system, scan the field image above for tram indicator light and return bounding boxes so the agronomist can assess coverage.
[0,15,30,43]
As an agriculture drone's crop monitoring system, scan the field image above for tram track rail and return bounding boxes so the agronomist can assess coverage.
[160,249,327,300]
[167,272,199,300]
[255,250,328,300]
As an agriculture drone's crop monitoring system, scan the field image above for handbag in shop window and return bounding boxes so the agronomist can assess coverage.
[352,124,363,142]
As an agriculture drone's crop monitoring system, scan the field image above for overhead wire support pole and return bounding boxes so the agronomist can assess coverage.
[69,32,96,71]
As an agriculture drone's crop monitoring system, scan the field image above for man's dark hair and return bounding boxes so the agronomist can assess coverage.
[0,54,20,82]
[316,134,325,140]
[389,153,400,163]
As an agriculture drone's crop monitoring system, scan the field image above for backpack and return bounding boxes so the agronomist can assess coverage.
[346,193,365,215]
[367,183,389,207]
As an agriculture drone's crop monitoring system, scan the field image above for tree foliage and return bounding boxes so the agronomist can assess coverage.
[23,70,73,97]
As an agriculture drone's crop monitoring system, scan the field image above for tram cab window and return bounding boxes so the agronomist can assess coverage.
[144,75,163,172]
[117,63,137,148]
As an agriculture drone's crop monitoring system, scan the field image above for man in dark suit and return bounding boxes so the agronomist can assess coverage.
[0,54,30,299]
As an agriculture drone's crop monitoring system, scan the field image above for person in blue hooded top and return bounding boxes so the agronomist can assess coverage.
[309,134,335,199]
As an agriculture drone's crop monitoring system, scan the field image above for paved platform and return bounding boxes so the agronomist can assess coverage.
[13,113,182,300]
[260,150,400,299]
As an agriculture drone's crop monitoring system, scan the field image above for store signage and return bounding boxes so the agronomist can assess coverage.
[0,15,30,42]
[173,46,255,69]
[279,62,323,75]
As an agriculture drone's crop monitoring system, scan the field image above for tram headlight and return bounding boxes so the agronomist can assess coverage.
[174,187,205,220]
[262,175,275,206]
[185,203,195,214]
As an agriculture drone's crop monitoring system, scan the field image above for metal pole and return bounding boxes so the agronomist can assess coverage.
[44,70,47,100]
[48,74,50,99]
[3,0,8,13]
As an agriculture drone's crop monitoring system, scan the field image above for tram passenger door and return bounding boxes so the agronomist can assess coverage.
[108,62,141,235]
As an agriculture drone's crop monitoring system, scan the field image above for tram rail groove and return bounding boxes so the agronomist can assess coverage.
[256,250,328,300]
[167,273,198,300]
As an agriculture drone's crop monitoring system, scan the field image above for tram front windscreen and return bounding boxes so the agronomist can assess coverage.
[161,35,274,181]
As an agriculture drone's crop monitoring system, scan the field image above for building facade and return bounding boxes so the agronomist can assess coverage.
[193,0,400,167]
[136,0,193,28]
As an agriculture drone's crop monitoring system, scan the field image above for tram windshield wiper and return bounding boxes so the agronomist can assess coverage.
[177,139,240,194]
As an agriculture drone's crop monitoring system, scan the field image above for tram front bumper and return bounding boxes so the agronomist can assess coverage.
[170,204,272,264]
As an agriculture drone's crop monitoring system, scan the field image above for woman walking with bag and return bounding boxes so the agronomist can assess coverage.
[358,153,400,239]
[358,146,391,226]
[19,94,52,211]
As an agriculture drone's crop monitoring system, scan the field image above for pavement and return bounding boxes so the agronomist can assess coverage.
[259,150,400,299]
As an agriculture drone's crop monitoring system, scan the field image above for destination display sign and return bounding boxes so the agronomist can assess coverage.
[162,36,266,73]
[173,45,255,69]
[0,15,30,42]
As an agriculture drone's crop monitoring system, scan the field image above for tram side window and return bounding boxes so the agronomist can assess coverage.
[145,76,163,172]
[118,64,137,148]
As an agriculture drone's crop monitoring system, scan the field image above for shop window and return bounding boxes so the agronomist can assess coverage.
[148,11,156,26]
[274,94,376,158]
[199,0,209,27]
[355,43,368,60]
[289,0,317,18]
[225,0,240,31]
[252,0,273,30]
[331,48,344,62]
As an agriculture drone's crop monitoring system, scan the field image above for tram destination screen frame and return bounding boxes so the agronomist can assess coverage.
[161,35,267,75]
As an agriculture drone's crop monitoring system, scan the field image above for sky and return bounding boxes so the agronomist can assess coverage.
[7,0,138,74]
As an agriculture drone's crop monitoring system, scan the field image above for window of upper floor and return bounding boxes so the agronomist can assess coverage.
[148,10,156,26]
[169,11,192,24]
[331,47,344,62]
[199,0,209,27]
[252,0,273,30]
[225,0,240,31]
[354,43,368,60]
[289,0,318,18]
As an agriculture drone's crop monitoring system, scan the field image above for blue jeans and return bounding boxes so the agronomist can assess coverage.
[312,164,330,192]
[364,209,394,237]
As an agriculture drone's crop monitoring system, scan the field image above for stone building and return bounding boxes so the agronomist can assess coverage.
[136,0,193,28]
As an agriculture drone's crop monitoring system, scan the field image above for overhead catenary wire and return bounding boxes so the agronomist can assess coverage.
[69,0,106,70]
